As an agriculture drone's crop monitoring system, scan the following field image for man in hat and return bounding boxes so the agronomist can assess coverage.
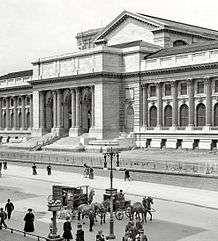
[5,199,14,220]
[0,207,7,229]
[24,208,35,232]
[76,223,84,241]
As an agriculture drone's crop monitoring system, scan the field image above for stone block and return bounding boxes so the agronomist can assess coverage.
[181,139,194,149]
[198,139,212,150]
[166,139,177,149]
[150,138,161,148]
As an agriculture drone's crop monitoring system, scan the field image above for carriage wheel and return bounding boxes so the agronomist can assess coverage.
[115,210,124,220]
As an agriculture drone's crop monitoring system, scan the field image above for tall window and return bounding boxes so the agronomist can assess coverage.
[3,99,6,108]
[165,84,171,96]
[18,97,22,106]
[149,106,157,127]
[215,80,218,93]
[164,105,172,126]
[150,86,156,97]
[180,82,187,95]
[214,103,218,126]
[179,104,189,126]
[10,98,14,107]
[196,103,206,126]
[197,81,204,94]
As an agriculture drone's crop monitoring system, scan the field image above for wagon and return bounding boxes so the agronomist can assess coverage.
[103,193,131,220]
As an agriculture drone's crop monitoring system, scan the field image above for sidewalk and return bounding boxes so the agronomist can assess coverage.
[0,229,36,241]
[4,164,218,210]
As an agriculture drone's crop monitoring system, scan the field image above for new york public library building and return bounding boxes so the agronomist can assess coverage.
[2,10,218,151]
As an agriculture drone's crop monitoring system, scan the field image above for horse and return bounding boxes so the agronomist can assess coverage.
[143,197,154,222]
[129,202,145,222]
[77,204,94,222]
[91,202,107,224]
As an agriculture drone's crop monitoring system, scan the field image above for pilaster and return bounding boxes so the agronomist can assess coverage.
[188,78,194,129]
[157,82,162,128]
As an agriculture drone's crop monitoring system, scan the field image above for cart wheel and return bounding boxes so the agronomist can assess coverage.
[115,210,124,220]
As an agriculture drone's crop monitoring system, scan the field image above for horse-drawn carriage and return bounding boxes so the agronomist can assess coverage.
[51,185,94,219]
[103,191,131,220]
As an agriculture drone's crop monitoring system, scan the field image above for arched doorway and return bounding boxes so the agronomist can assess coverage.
[164,105,172,127]
[81,88,92,133]
[196,103,206,126]
[214,103,218,126]
[63,90,72,132]
[149,106,157,127]
[126,105,134,132]
[45,91,53,132]
[179,104,189,126]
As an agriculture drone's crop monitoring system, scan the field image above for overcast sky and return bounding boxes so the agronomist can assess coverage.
[1,0,218,75]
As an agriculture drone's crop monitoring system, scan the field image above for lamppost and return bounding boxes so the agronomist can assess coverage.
[103,147,119,240]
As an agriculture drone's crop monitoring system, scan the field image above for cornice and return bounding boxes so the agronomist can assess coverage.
[0,85,32,92]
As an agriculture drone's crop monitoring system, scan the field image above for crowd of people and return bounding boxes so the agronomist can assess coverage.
[123,220,148,241]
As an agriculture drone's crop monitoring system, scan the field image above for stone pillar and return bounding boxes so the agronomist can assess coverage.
[39,92,45,130]
[21,95,26,130]
[13,97,17,130]
[172,81,178,128]
[142,84,148,127]
[157,82,162,127]
[205,77,211,127]
[0,98,2,129]
[6,97,10,130]
[188,78,194,127]
[69,87,81,137]
[91,86,95,127]
[52,91,57,128]
[30,95,33,128]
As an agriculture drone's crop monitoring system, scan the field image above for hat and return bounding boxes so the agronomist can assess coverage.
[28,208,32,212]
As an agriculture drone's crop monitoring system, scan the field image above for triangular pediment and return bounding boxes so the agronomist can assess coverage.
[94,11,164,45]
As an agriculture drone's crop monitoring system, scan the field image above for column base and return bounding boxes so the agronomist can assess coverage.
[203,125,211,132]
[69,127,81,137]
[51,127,65,137]
[31,128,47,137]
[166,138,177,149]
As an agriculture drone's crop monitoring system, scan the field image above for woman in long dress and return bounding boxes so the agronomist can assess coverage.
[63,217,73,241]
[24,208,35,232]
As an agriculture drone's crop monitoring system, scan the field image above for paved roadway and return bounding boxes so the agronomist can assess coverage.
[0,164,218,241]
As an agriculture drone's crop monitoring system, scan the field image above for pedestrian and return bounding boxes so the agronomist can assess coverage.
[89,167,94,179]
[3,161,7,170]
[0,207,7,229]
[5,199,14,220]
[47,164,52,175]
[49,217,53,236]
[0,162,2,177]
[76,223,84,241]
[124,169,131,181]
[32,163,37,175]
[89,212,95,232]
[96,230,105,241]
[24,208,35,232]
[63,216,73,241]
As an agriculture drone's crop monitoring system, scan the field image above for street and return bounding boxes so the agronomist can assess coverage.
[0,164,218,241]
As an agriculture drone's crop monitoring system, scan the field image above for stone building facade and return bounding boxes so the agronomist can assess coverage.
[2,10,218,149]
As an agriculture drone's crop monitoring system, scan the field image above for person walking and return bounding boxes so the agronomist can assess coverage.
[76,223,84,241]
[96,230,105,241]
[5,199,14,220]
[24,208,35,232]
[3,161,7,170]
[0,207,7,229]
[0,162,2,177]
[63,216,73,241]
[89,167,94,179]
[32,163,37,175]
[47,164,52,175]
[89,212,95,232]
[124,169,131,181]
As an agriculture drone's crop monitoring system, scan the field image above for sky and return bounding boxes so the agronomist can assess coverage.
[1,0,218,75]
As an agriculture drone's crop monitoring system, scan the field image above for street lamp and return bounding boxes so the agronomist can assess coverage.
[103,147,119,239]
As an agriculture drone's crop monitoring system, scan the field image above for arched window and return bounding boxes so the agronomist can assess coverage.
[179,104,189,126]
[196,103,206,126]
[149,106,157,127]
[18,112,22,128]
[3,99,6,108]
[2,113,6,129]
[26,112,30,128]
[214,103,218,126]
[164,105,172,127]
[173,40,187,47]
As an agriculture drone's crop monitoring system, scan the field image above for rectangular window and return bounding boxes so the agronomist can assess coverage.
[165,84,171,96]
[150,86,156,97]
[197,81,204,94]
[125,88,134,100]
[215,80,218,93]
[180,82,187,95]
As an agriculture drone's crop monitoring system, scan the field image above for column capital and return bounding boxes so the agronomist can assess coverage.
[70,88,76,94]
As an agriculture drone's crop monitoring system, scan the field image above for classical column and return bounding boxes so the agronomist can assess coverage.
[52,91,57,128]
[205,77,211,126]
[188,78,194,127]
[30,95,33,128]
[157,82,162,127]
[0,98,2,129]
[6,97,10,130]
[13,97,17,130]
[21,95,26,130]
[56,90,63,128]
[172,81,178,127]
[91,86,95,127]
[70,88,76,128]
[75,88,81,127]
[39,91,45,130]
[142,84,148,127]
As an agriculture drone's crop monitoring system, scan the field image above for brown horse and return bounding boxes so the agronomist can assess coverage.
[129,202,145,222]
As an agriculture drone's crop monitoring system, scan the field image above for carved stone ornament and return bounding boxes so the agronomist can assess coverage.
[198,98,203,103]
[182,99,186,104]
